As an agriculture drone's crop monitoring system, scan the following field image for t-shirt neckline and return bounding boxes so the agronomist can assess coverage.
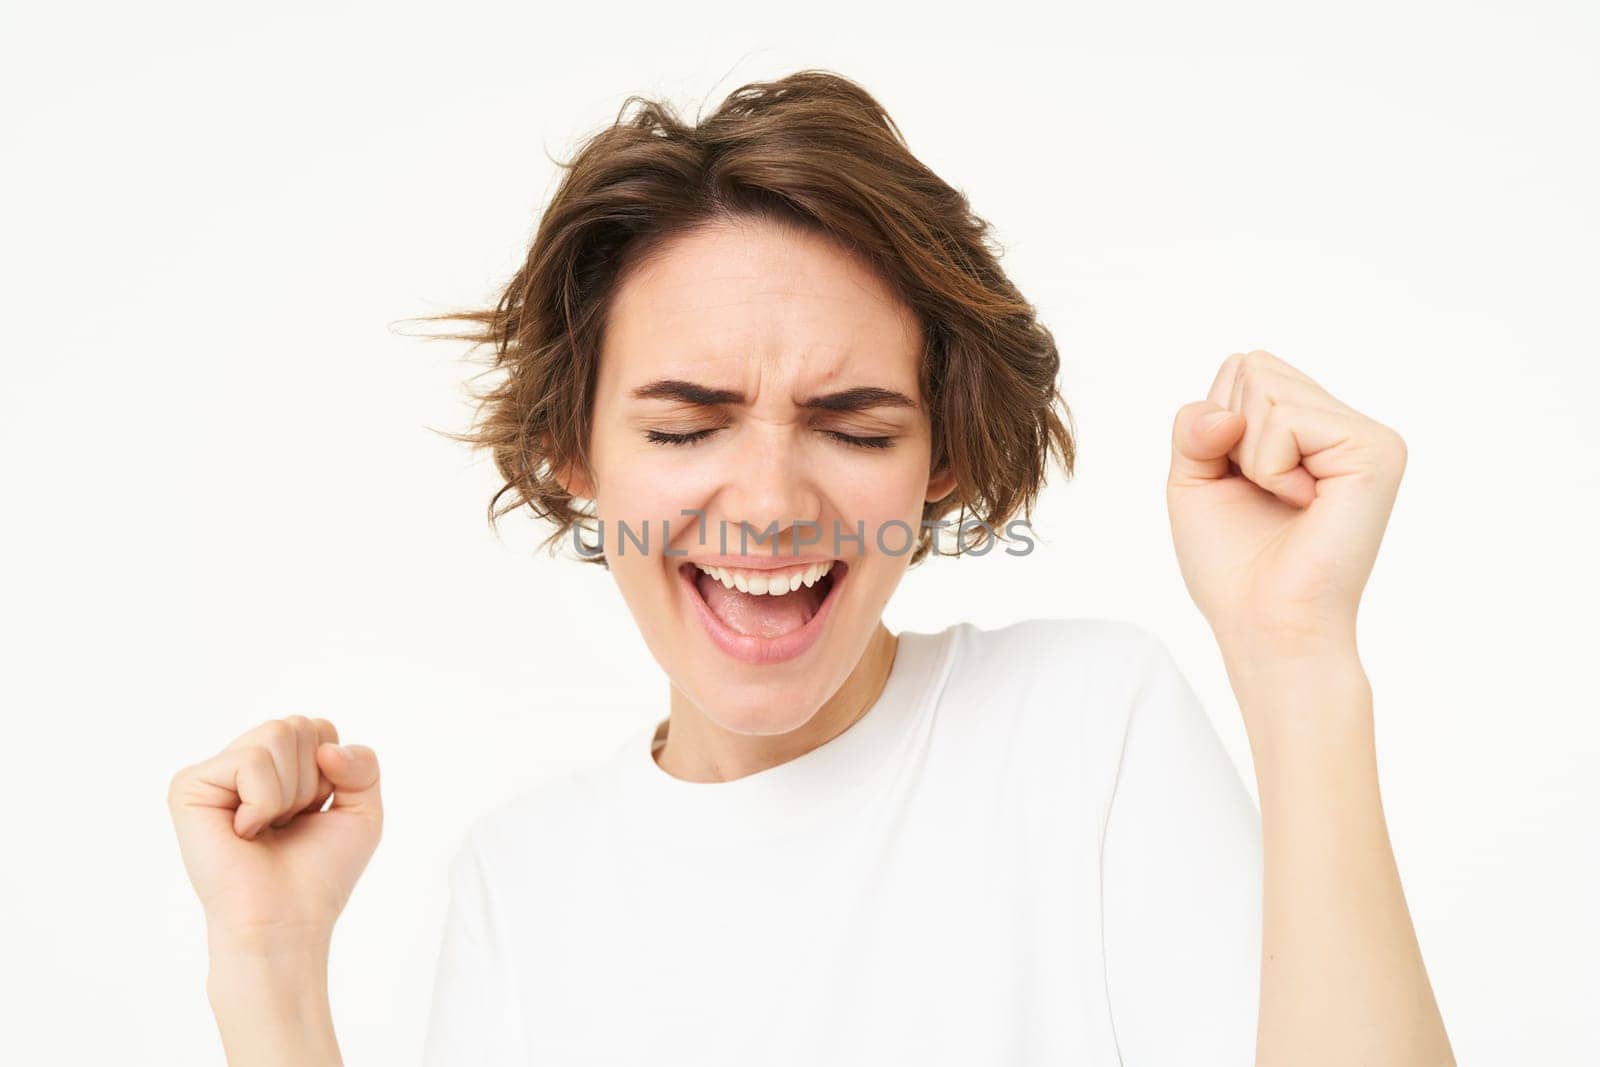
[609,626,961,847]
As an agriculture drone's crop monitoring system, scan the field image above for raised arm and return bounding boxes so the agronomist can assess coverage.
[1166,349,1454,1066]
[167,716,384,1066]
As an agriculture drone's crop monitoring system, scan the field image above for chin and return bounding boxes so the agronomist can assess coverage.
[679,677,834,737]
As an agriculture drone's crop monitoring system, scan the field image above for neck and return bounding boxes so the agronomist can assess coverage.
[655,622,900,783]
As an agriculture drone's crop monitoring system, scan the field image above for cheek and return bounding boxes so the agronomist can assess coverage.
[593,465,671,526]
[589,440,717,608]
[589,425,691,526]
[830,452,932,557]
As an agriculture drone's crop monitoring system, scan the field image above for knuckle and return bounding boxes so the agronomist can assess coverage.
[1385,428,1408,469]
[263,719,295,747]
[166,767,191,807]
[238,754,283,807]
[1365,417,1405,452]
[245,746,276,775]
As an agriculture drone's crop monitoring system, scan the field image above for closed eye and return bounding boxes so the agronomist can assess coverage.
[644,428,718,447]
[825,431,893,450]
[644,427,895,450]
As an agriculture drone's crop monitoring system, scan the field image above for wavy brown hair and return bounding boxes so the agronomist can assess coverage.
[412,68,1074,566]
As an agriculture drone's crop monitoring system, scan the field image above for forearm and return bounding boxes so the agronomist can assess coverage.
[1222,640,1453,1067]
[206,934,343,1067]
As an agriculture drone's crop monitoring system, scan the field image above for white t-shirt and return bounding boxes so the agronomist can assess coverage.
[423,617,1263,1065]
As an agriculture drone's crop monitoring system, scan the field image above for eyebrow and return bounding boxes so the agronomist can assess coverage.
[630,378,917,412]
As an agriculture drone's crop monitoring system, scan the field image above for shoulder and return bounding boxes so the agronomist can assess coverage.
[448,752,622,884]
[935,615,1187,781]
[955,615,1166,664]
[943,615,1173,701]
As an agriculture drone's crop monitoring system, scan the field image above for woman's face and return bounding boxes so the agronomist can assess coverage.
[572,216,953,736]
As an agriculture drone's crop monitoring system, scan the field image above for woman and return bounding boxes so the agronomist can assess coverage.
[167,69,1454,1065]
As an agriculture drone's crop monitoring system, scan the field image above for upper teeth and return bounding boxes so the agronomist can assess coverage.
[694,561,834,596]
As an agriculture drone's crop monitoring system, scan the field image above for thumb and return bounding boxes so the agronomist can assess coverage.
[314,742,383,823]
[1169,400,1245,489]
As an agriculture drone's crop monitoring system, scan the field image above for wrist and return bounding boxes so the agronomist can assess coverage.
[207,916,333,958]
[207,941,328,987]
[1214,614,1360,671]
[1218,638,1375,760]
[206,926,332,1018]
[207,947,328,1014]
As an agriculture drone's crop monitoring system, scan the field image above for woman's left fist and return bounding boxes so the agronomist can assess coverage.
[1167,349,1408,655]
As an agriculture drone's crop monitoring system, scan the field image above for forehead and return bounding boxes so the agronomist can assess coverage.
[599,217,922,391]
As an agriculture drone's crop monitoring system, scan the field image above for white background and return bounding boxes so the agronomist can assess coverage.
[4,1,1596,1062]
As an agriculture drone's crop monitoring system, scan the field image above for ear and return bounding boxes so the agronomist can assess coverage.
[552,444,596,500]
[557,466,594,500]
[925,464,957,503]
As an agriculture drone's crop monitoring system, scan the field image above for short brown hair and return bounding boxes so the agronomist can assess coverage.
[415,68,1074,566]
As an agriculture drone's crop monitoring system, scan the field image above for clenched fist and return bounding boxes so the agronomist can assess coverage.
[167,715,383,953]
[1167,349,1408,658]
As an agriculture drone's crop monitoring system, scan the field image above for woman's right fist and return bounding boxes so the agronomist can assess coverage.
[167,715,383,951]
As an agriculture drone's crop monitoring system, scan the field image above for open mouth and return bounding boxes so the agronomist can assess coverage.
[677,559,849,665]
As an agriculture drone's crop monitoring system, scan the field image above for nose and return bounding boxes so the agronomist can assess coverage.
[715,423,823,554]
